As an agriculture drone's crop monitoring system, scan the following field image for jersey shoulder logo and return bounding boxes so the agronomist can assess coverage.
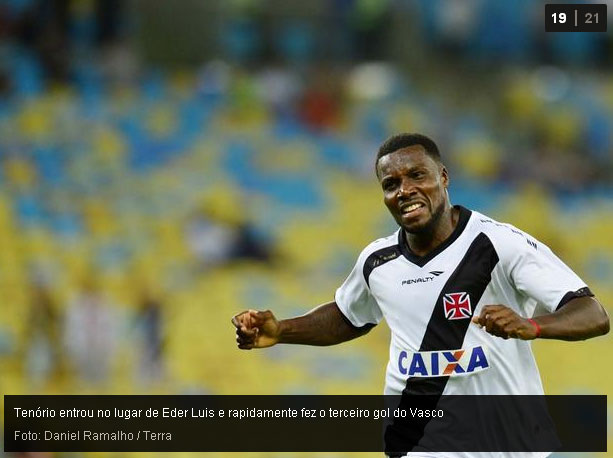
[443,292,472,320]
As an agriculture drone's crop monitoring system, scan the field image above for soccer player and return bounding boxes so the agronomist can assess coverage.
[232,133,609,448]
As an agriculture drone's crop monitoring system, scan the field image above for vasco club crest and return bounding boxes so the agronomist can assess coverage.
[443,292,472,320]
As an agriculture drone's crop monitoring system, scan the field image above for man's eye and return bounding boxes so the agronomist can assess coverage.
[383,182,396,191]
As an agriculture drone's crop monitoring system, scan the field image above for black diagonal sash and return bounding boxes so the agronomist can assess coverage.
[386,232,499,455]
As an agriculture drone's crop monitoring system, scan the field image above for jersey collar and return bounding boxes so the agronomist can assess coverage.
[397,205,472,268]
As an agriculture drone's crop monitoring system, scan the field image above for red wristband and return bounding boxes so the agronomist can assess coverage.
[527,318,541,338]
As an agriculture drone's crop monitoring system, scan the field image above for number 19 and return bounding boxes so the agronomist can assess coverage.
[552,12,567,23]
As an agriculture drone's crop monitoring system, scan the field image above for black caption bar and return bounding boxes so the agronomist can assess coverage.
[4,395,607,453]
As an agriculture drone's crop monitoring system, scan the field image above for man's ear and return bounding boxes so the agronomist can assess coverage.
[440,164,449,188]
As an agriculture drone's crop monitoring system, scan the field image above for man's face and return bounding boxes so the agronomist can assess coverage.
[377,146,449,234]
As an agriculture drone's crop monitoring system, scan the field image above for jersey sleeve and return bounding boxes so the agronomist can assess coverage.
[335,249,383,328]
[503,232,590,313]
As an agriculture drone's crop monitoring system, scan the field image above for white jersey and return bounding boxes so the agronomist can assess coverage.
[335,206,591,458]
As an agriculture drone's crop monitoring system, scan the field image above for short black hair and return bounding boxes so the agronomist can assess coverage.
[376,133,441,174]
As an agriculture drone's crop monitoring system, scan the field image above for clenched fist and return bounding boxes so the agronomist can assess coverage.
[231,309,282,349]
[472,305,539,340]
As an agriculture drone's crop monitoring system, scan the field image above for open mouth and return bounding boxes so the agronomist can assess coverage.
[400,202,425,215]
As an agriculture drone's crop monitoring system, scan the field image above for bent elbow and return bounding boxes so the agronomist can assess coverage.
[590,299,610,337]
[600,315,610,336]
[596,305,610,336]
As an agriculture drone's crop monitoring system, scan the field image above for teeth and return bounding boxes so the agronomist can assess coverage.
[402,203,422,214]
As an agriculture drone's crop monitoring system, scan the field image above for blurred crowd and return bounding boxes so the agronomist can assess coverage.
[0,5,611,457]
[1,0,612,186]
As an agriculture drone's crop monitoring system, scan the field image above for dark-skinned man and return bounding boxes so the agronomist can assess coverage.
[232,133,609,455]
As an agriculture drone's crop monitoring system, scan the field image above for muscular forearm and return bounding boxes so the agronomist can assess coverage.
[533,296,610,341]
[278,301,373,346]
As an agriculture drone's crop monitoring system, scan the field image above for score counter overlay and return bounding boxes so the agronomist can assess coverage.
[546,3,607,32]
[4,395,606,453]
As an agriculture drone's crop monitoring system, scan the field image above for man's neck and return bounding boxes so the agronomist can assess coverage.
[405,205,459,257]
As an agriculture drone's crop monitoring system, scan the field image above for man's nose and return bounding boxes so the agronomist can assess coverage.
[397,179,415,197]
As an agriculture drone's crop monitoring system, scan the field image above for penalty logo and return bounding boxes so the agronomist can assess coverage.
[443,292,472,320]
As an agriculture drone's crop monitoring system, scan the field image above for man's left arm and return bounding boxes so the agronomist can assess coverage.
[473,296,610,341]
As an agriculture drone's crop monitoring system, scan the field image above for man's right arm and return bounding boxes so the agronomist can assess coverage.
[232,301,374,350]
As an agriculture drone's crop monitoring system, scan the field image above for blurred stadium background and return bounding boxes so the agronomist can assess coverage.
[0,0,612,457]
